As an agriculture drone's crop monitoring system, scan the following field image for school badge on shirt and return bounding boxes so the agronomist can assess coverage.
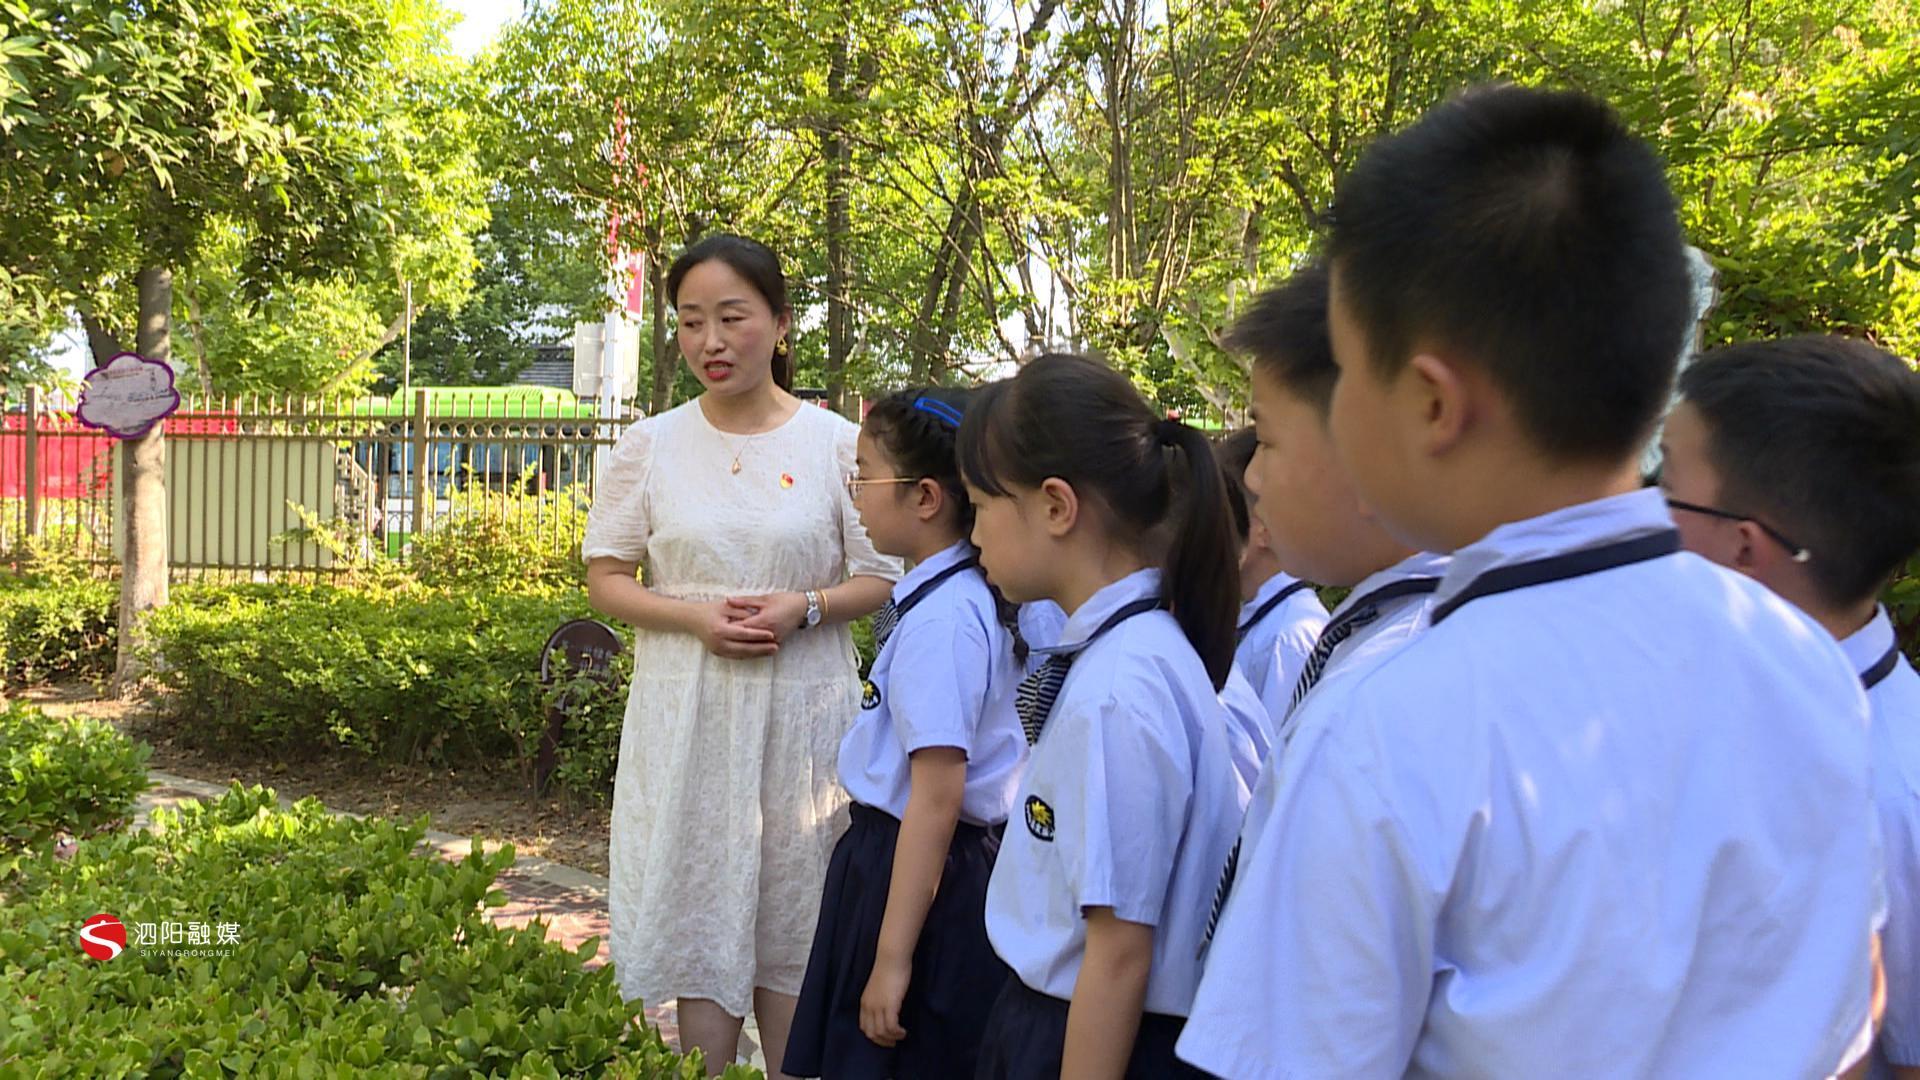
[1024,795,1056,842]
[862,680,881,710]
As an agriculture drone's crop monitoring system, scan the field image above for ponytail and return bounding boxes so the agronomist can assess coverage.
[1155,418,1240,688]
[957,354,1239,689]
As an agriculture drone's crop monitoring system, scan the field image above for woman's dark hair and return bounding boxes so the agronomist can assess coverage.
[665,234,794,392]
[1214,428,1258,545]
[956,354,1239,688]
[864,386,1029,665]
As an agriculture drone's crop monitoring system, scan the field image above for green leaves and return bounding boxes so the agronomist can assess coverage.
[0,782,732,1076]
[129,576,630,796]
[0,0,490,391]
[0,575,117,687]
[0,700,151,876]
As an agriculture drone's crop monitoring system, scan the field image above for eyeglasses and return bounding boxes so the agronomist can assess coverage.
[1665,498,1811,563]
[844,472,919,500]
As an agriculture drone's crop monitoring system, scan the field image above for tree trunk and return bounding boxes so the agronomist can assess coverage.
[183,283,215,397]
[1103,2,1139,280]
[823,24,854,412]
[116,265,172,695]
[907,204,967,383]
[79,309,123,365]
[649,242,672,415]
[933,182,983,384]
[353,304,412,366]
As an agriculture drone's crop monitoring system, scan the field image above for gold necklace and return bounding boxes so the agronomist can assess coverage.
[707,400,782,475]
[719,428,768,474]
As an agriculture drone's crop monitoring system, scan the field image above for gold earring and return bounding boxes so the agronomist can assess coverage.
[775,337,790,357]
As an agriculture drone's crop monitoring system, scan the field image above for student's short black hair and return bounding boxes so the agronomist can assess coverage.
[1225,263,1336,416]
[1679,335,1920,610]
[1214,428,1257,544]
[1327,83,1692,462]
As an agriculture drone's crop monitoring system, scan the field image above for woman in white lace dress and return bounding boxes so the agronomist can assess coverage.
[583,235,902,1077]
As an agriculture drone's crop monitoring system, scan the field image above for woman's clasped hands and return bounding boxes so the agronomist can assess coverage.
[689,591,810,659]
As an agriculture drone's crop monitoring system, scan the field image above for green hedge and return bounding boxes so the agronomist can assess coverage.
[139,583,628,791]
[0,575,117,686]
[0,699,150,877]
[1889,552,1920,664]
[0,784,756,1078]
[407,491,590,594]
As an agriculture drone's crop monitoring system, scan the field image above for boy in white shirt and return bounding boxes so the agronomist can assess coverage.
[1184,263,1451,987]
[1659,334,1920,1080]
[1178,84,1879,1079]
[1214,428,1329,733]
[1224,262,1450,730]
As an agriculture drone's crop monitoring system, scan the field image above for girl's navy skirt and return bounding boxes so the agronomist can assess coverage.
[972,978,1211,1080]
[784,802,1009,1079]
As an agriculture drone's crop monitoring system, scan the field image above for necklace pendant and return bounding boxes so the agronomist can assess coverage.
[730,460,742,475]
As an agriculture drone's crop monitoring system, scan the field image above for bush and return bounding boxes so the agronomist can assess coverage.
[0,574,117,686]
[850,614,876,679]
[541,654,634,802]
[0,784,757,1078]
[1888,553,1920,664]
[0,699,150,876]
[141,583,627,795]
[409,489,590,594]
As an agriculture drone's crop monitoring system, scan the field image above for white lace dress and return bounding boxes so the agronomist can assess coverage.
[582,399,902,1016]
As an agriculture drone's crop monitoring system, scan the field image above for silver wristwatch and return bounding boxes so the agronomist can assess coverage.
[802,590,823,629]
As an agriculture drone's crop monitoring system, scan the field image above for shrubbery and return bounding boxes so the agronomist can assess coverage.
[0,784,756,1077]
[0,699,150,876]
[139,582,630,796]
[1889,553,1920,664]
[408,490,590,594]
[0,574,116,686]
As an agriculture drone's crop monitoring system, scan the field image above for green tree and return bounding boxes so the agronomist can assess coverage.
[1496,0,1920,355]
[0,0,486,680]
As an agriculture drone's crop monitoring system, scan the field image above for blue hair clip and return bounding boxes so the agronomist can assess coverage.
[912,396,965,429]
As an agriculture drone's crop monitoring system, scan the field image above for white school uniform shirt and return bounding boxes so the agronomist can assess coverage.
[837,541,1028,827]
[1233,572,1328,726]
[1177,488,1878,1079]
[1850,609,1920,1077]
[1017,599,1069,676]
[1217,668,1270,789]
[985,569,1250,1016]
[1048,589,1268,788]
[1272,550,1450,747]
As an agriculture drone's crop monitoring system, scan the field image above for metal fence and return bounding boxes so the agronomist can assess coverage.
[3,380,1246,583]
[1,386,635,582]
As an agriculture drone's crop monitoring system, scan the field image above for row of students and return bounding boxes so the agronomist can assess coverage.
[1182,84,1907,1079]
[785,361,1259,1079]
[777,81,1918,1080]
